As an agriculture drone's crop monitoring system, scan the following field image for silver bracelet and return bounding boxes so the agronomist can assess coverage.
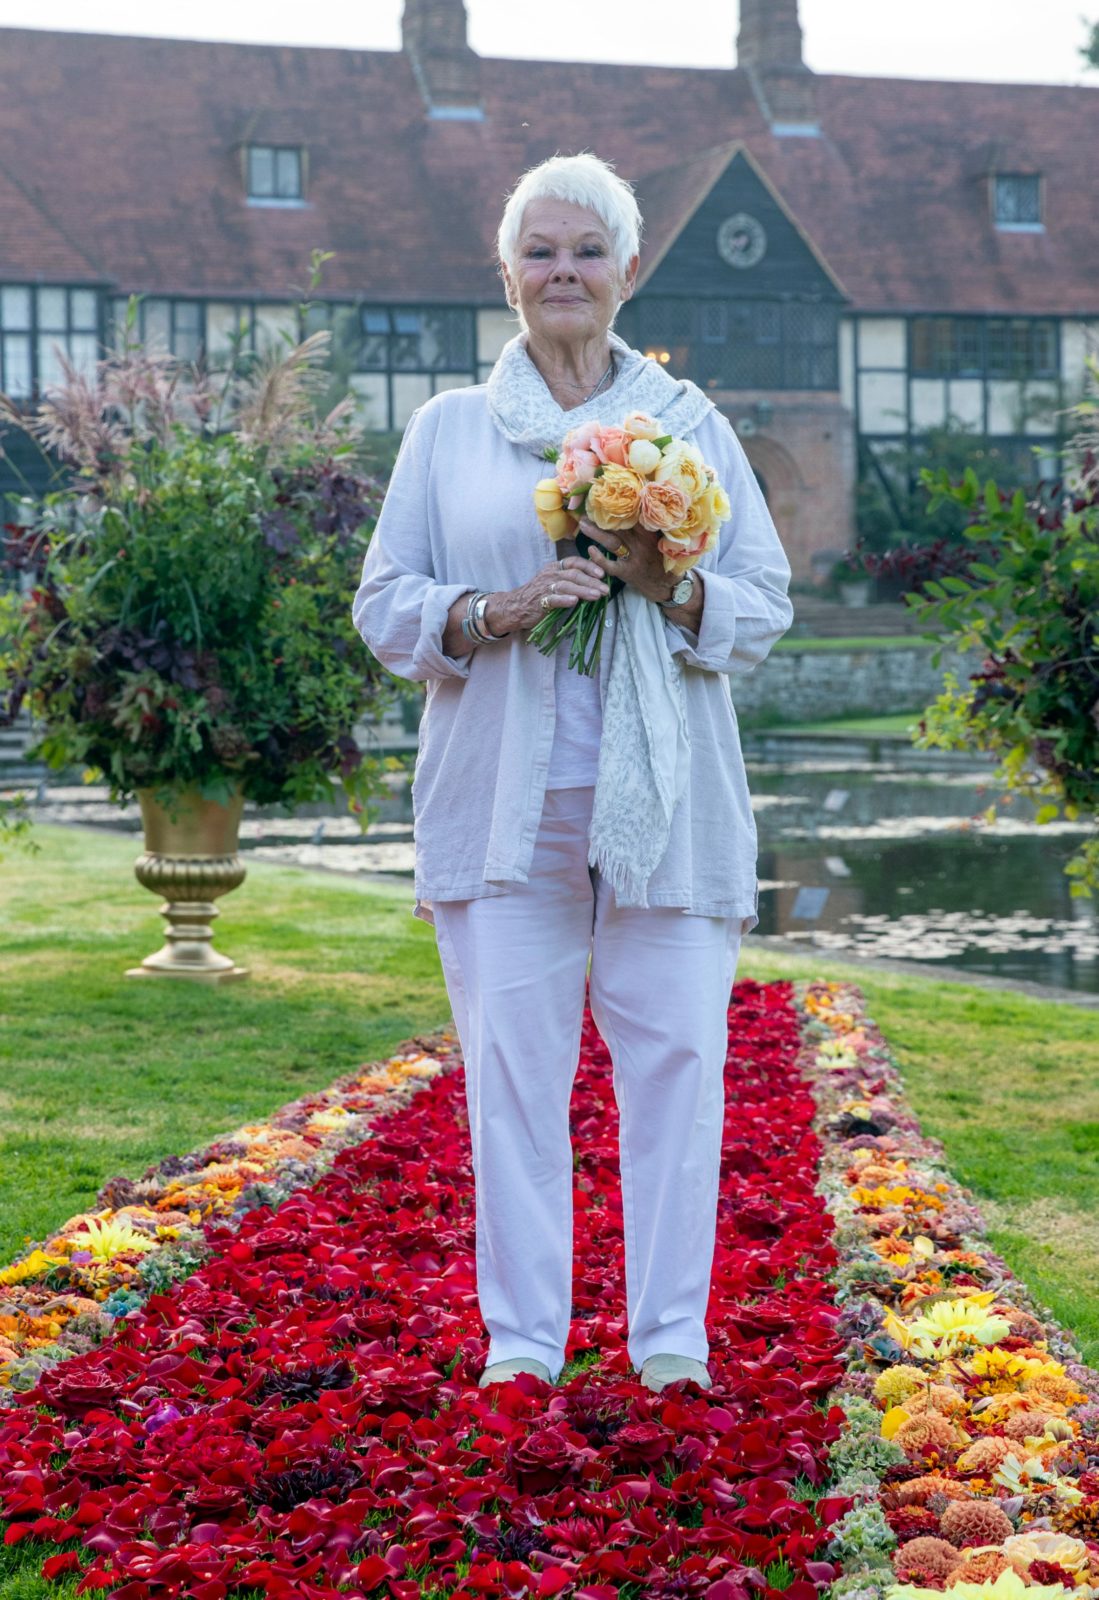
[460,590,508,645]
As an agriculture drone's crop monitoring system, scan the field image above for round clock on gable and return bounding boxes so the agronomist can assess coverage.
[716,212,767,270]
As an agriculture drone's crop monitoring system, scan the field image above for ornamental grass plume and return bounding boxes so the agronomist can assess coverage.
[939,1499,1015,1549]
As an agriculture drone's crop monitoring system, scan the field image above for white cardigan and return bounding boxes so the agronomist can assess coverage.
[352,384,793,929]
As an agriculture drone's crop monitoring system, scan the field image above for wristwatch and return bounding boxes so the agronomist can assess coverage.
[658,570,696,609]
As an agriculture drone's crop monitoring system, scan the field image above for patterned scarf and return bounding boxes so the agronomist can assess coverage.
[486,329,714,905]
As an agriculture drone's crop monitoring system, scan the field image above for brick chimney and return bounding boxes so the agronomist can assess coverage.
[736,0,818,135]
[402,0,483,119]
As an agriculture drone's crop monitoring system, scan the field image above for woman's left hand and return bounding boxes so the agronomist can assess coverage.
[579,518,675,605]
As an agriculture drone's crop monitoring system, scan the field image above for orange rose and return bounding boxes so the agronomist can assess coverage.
[585,464,645,532]
[637,479,690,533]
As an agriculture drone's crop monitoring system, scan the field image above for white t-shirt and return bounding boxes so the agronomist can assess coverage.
[546,641,603,788]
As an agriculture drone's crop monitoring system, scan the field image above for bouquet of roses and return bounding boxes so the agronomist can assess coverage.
[529,410,731,675]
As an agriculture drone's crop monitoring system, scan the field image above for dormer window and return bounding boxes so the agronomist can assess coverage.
[246,145,305,205]
[993,174,1043,231]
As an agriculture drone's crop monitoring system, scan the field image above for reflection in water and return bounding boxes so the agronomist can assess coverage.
[750,762,1097,993]
[12,752,1097,993]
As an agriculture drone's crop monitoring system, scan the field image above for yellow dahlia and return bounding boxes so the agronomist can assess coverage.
[907,1296,1012,1356]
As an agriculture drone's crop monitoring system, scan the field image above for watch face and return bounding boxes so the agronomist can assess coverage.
[716,212,767,270]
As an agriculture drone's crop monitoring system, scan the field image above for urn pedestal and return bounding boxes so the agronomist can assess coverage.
[125,784,249,982]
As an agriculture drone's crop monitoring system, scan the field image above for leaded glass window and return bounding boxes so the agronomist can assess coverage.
[357,307,475,373]
[994,174,1042,228]
[910,316,1057,380]
[620,298,839,391]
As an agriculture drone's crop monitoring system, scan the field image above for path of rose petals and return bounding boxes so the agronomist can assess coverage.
[801,982,1099,1600]
[0,979,853,1600]
[0,1033,461,1394]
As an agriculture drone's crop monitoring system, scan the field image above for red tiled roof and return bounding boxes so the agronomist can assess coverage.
[0,26,1096,315]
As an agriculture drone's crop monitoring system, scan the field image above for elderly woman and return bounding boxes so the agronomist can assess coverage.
[352,153,792,1395]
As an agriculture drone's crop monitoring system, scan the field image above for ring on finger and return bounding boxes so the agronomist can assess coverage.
[540,594,553,612]
[614,542,630,559]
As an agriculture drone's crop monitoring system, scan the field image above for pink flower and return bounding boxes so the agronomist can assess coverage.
[590,426,630,467]
[556,445,600,495]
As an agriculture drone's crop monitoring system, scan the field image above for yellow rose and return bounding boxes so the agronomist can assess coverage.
[694,481,732,532]
[585,464,645,532]
[655,441,708,500]
[533,477,578,542]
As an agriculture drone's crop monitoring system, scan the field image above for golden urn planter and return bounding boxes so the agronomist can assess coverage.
[125,783,249,982]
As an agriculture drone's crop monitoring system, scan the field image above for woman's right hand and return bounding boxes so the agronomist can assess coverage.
[484,552,610,634]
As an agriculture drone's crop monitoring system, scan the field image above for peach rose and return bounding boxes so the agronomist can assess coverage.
[590,425,630,467]
[637,479,690,534]
[621,410,663,441]
[534,478,578,541]
[585,464,645,532]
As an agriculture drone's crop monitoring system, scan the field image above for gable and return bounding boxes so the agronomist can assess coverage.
[638,147,846,303]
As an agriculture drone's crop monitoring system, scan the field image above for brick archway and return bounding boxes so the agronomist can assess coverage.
[739,435,806,568]
[721,400,855,581]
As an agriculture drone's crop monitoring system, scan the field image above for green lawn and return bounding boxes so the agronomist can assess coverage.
[1,824,1097,1371]
[760,712,923,736]
[773,634,933,652]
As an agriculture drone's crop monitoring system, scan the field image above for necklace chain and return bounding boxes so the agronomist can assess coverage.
[580,357,615,405]
[555,355,615,408]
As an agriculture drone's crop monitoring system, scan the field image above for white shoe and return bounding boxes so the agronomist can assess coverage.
[639,1353,712,1393]
[478,1357,553,1388]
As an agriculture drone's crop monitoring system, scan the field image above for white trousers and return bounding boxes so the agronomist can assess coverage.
[432,785,741,1383]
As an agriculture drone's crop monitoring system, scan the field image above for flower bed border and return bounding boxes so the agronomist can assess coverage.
[800,981,1099,1600]
[0,1029,462,1396]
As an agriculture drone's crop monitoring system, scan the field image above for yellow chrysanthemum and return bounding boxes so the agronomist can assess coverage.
[875,1363,931,1407]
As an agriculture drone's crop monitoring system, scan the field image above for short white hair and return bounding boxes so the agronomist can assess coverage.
[496,152,643,278]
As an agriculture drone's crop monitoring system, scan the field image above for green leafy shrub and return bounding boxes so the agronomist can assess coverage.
[0,320,393,845]
[909,449,1098,895]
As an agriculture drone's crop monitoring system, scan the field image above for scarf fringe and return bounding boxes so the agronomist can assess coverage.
[587,840,655,909]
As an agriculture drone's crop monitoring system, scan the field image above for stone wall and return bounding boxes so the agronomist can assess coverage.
[730,643,972,726]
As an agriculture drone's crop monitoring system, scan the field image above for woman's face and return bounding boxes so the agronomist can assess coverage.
[502,198,638,348]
